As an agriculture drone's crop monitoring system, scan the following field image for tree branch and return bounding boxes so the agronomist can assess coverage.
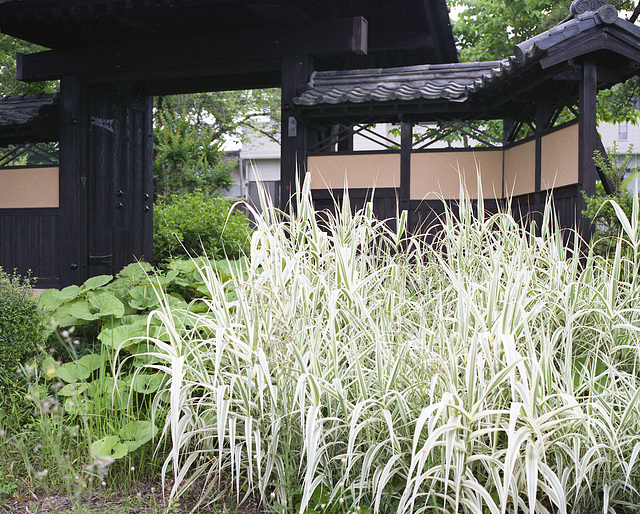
[629,1,640,23]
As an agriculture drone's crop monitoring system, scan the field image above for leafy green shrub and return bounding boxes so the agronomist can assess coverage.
[35,258,242,469]
[583,143,640,256]
[154,191,251,266]
[0,268,45,383]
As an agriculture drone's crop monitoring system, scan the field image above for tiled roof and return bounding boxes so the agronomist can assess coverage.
[294,2,639,109]
[293,61,511,106]
[0,94,57,128]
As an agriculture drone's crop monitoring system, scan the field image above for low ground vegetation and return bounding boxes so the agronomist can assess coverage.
[2,181,640,513]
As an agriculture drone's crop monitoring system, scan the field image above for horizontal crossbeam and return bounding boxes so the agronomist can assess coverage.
[18,17,369,84]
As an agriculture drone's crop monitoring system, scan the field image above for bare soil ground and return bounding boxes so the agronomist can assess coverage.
[0,482,260,514]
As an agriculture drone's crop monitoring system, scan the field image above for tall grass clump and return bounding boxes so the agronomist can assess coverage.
[134,178,640,513]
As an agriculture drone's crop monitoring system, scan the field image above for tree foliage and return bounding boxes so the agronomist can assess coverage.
[451,0,640,124]
[153,107,236,197]
[583,143,640,256]
[451,0,557,62]
[0,33,57,96]
[153,91,280,197]
[157,90,280,146]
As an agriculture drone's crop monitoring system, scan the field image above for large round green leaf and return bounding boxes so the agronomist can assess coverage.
[98,322,146,350]
[38,287,80,312]
[130,373,163,394]
[58,382,89,397]
[128,285,161,310]
[90,436,129,461]
[55,353,103,383]
[63,395,89,416]
[80,275,113,292]
[118,420,158,452]
[69,291,125,321]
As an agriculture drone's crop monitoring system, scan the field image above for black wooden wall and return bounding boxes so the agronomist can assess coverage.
[0,207,59,288]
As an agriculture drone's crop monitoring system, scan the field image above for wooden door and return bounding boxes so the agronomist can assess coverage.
[87,88,153,278]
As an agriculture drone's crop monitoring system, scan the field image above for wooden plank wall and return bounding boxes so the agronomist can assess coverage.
[0,208,60,288]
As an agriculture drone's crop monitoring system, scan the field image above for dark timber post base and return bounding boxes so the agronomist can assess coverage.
[281,55,313,212]
[58,76,89,287]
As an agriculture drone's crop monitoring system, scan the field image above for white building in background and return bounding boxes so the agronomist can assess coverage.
[599,120,640,191]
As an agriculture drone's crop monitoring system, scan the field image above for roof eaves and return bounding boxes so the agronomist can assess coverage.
[0,93,58,128]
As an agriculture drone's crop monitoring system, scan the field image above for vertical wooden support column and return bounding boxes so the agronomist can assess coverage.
[534,102,544,196]
[533,101,544,230]
[58,76,89,286]
[502,115,515,203]
[281,55,313,211]
[337,125,354,152]
[142,95,154,264]
[578,61,598,240]
[400,119,412,211]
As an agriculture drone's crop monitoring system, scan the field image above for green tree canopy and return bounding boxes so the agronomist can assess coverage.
[154,90,280,197]
[157,90,280,146]
[0,33,57,96]
[451,0,640,124]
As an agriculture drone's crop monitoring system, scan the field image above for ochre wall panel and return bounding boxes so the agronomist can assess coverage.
[504,140,535,197]
[308,124,579,203]
[542,124,579,189]
[0,167,59,208]
[410,151,503,200]
[308,154,400,189]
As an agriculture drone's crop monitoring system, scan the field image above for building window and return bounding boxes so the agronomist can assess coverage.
[619,122,628,140]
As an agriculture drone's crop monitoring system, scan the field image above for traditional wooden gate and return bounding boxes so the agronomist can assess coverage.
[86,88,153,278]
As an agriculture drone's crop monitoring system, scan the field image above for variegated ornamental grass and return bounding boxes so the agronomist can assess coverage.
[130,181,640,513]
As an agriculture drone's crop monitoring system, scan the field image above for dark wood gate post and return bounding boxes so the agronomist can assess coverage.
[281,55,313,211]
[58,76,89,287]
[400,118,412,212]
[578,60,598,241]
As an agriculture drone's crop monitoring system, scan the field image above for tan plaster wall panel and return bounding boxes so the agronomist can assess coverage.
[504,140,535,197]
[308,154,400,190]
[0,167,59,208]
[541,124,579,189]
[410,151,503,200]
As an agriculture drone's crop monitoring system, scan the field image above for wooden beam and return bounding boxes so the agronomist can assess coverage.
[17,17,368,82]
[578,60,598,241]
[541,30,640,70]
[400,119,412,210]
[419,0,457,63]
[281,55,313,212]
[244,0,314,27]
[368,31,433,52]
[535,102,544,196]
[139,69,282,96]
[58,76,89,286]
[595,135,615,196]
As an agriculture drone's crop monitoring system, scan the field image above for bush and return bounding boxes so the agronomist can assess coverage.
[0,268,45,383]
[583,143,640,257]
[153,191,251,266]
